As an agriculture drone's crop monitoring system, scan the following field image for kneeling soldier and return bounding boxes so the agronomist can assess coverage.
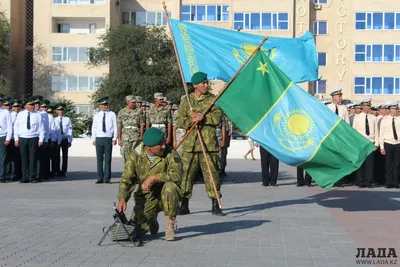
[117,128,182,242]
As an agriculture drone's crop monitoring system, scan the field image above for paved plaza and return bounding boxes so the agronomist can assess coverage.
[0,157,399,267]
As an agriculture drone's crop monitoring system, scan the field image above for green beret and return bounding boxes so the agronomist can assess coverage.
[142,128,165,147]
[32,95,43,104]
[40,99,50,107]
[191,72,207,85]
[96,96,109,105]
[55,103,66,110]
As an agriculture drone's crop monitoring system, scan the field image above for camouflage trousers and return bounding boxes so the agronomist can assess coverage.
[120,141,142,163]
[130,182,181,232]
[181,152,221,199]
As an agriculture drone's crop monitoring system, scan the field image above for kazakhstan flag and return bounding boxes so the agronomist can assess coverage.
[170,19,318,84]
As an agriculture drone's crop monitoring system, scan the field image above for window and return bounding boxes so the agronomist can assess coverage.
[89,23,96,33]
[314,0,327,3]
[354,77,400,95]
[181,5,229,22]
[355,12,400,30]
[233,12,289,30]
[51,76,103,91]
[122,11,170,26]
[313,80,326,94]
[75,105,93,115]
[52,47,91,62]
[56,24,70,33]
[355,44,400,62]
[53,0,105,4]
[313,21,327,35]
[317,53,327,66]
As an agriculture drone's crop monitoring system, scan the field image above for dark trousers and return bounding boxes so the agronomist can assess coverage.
[297,167,311,186]
[220,147,228,173]
[384,143,400,187]
[0,136,7,180]
[10,140,21,179]
[260,146,279,185]
[49,141,58,177]
[356,151,374,186]
[95,137,113,182]
[37,145,48,179]
[19,137,39,182]
[374,150,385,185]
[5,138,12,177]
[56,139,69,175]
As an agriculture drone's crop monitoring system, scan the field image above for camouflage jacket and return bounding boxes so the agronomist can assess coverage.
[117,107,144,142]
[117,149,182,202]
[146,105,172,130]
[175,92,222,152]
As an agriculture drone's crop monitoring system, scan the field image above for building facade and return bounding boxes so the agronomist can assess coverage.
[1,0,400,112]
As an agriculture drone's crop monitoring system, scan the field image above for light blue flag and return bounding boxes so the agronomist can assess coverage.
[170,19,318,84]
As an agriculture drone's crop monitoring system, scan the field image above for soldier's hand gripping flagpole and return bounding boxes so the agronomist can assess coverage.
[174,36,269,150]
[163,2,223,208]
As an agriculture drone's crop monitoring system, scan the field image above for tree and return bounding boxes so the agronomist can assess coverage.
[88,25,182,112]
[0,10,12,94]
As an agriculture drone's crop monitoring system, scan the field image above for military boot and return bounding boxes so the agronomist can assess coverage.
[165,217,176,241]
[149,217,159,236]
[177,198,190,215]
[211,198,226,216]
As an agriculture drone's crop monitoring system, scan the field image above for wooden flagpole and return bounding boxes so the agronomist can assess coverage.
[162,2,222,208]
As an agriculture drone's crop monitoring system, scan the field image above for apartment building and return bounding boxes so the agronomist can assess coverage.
[1,0,400,112]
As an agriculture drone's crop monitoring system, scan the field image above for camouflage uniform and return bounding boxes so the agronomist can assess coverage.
[117,149,182,232]
[175,92,222,199]
[117,107,145,161]
[217,114,232,176]
[173,108,186,156]
[146,106,172,134]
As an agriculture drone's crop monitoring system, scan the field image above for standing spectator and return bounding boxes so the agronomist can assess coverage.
[243,137,256,160]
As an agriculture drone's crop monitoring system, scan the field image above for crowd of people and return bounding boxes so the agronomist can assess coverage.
[0,95,72,183]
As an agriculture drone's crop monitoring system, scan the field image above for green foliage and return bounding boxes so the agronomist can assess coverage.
[0,10,12,94]
[88,25,182,113]
[51,98,92,138]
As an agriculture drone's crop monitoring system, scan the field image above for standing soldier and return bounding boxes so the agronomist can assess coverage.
[352,99,378,188]
[46,104,60,178]
[0,97,12,183]
[347,103,356,127]
[3,98,13,180]
[14,97,45,183]
[135,96,143,109]
[91,97,117,184]
[354,102,362,115]
[172,101,186,157]
[217,113,232,178]
[375,103,387,185]
[33,96,49,181]
[53,103,72,177]
[379,101,400,188]
[117,95,144,162]
[38,100,52,180]
[146,93,172,145]
[10,100,22,181]
[175,72,224,216]
[326,88,350,123]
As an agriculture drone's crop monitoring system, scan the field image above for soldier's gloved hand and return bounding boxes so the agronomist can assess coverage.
[117,199,127,212]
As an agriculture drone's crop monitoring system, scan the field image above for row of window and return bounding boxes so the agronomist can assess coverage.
[313,77,400,95]
[181,5,229,22]
[52,47,91,62]
[51,76,103,92]
[355,44,400,62]
[55,23,97,34]
[355,12,400,30]
[233,13,288,31]
[52,0,104,4]
[121,12,170,26]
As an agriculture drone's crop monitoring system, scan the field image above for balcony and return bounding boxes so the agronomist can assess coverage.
[52,0,108,18]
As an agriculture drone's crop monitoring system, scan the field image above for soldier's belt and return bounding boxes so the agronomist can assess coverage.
[151,124,166,128]
[124,126,139,130]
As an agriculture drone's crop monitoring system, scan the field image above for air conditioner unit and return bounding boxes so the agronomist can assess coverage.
[314,4,322,10]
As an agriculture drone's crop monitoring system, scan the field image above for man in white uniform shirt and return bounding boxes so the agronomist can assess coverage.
[10,100,22,181]
[37,99,51,180]
[327,88,350,124]
[352,99,378,188]
[91,96,117,184]
[0,97,12,183]
[379,101,400,188]
[54,103,72,177]
[13,96,45,183]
